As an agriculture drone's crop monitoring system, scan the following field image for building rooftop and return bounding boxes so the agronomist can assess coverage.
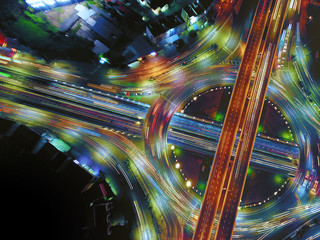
[92,17,122,39]
[131,35,154,53]
[76,4,95,20]
[192,2,205,15]
[183,5,197,18]
[147,22,166,36]
[59,11,79,32]
[160,14,184,30]
[147,12,184,39]
[147,0,173,9]
[123,35,155,63]
[199,0,214,9]
[117,4,143,22]
[92,40,110,55]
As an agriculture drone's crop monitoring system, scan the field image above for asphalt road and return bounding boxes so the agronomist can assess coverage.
[0,65,299,176]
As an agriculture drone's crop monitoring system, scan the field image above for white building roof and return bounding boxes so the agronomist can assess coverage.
[76,5,95,20]
[86,17,96,27]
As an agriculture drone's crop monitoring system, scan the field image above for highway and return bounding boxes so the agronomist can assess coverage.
[0,97,182,240]
[193,0,274,239]
[2,75,319,240]
[1,0,320,238]
[215,0,289,238]
[169,115,298,176]
[0,66,299,176]
[168,128,297,177]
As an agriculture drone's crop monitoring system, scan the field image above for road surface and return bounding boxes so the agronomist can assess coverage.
[193,0,274,239]
[215,0,289,238]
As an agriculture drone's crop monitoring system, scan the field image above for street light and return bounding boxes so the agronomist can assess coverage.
[99,56,110,65]
[186,180,192,188]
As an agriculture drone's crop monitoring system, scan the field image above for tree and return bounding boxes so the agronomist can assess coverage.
[189,30,197,38]
[0,0,95,62]
[0,0,24,29]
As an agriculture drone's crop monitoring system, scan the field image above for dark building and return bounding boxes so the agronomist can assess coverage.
[192,2,205,15]
[146,0,173,9]
[116,3,143,23]
[181,3,204,29]
[104,0,144,22]
[146,13,185,44]
[198,0,215,10]
[122,35,156,63]
[92,16,123,46]
[181,3,204,27]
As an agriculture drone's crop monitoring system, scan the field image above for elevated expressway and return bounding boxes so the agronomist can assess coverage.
[193,0,275,238]
[215,0,289,238]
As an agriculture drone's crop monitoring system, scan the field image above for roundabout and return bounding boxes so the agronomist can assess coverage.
[142,63,318,239]
[0,0,319,239]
